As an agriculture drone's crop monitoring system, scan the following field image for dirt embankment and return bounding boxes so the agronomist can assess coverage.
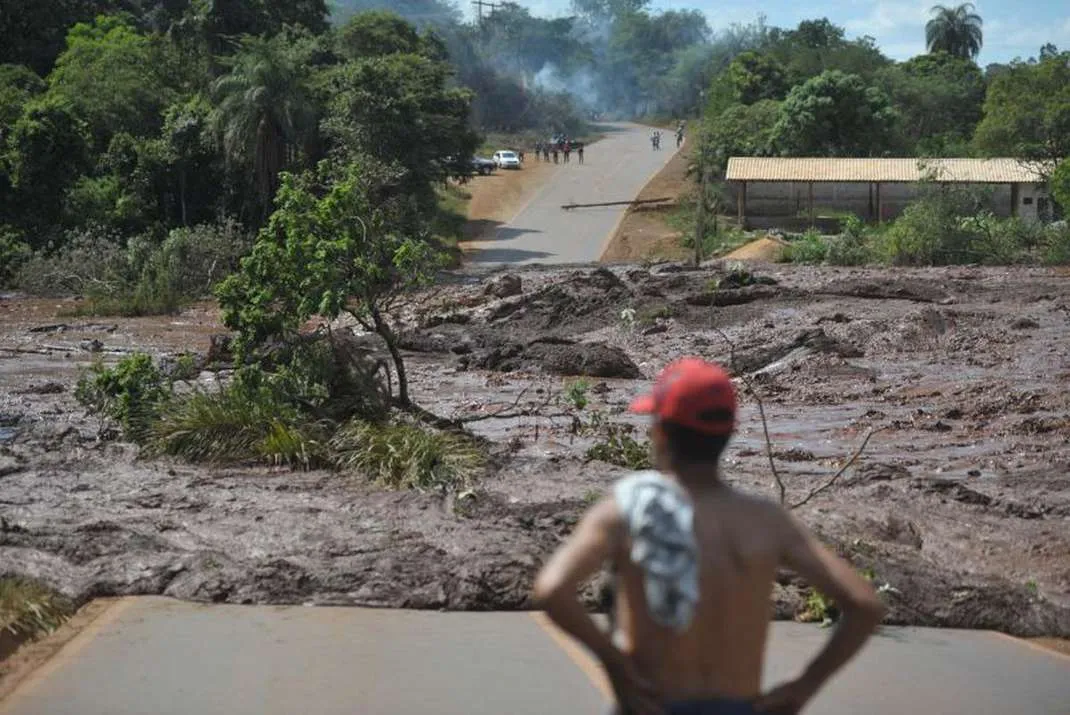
[2,263,1070,637]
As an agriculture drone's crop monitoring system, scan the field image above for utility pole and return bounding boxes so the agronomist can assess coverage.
[694,163,707,267]
[472,0,500,25]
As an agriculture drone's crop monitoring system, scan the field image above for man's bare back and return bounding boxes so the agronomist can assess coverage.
[534,358,885,715]
[613,485,784,700]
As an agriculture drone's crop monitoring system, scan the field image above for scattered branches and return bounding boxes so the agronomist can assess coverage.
[453,382,568,424]
[710,326,786,504]
[789,427,887,510]
[709,325,883,509]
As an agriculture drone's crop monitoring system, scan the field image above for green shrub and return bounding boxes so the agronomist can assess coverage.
[585,421,652,470]
[1051,159,1070,215]
[75,353,170,443]
[825,215,873,266]
[151,368,325,466]
[564,379,591,411]
[18,219,251,315]
[1042,222,1070,265]
[958,212,1032,265]
[330,420,485,490]
[784,229,830,264]
[17,224,127,297]
[868,186,988,265]
[0,577,73,639]
[0,226,31,287]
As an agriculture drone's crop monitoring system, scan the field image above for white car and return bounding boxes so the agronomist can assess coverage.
[493,150,521,170]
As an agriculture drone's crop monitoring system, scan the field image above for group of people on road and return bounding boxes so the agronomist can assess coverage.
[535,136,585,165]
[651,122,686,151]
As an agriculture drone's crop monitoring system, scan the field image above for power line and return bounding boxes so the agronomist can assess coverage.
[471,0,501,25]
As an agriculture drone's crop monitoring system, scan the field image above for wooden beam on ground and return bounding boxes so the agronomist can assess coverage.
[561,197,674,210]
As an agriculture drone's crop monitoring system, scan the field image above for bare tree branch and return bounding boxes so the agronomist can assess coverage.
[710,326,786,505]
[455,382,567,424]
[789,427,886,510]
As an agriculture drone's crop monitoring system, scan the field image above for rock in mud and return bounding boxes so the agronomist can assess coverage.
[15,382,65,395]
[844,462,912,487]
[685,285,782,307]
[736,328,863,375]
[485,273,522,298]
[821,277,951,304]
[1010,317,1040,330]
[526,340,642,379]
[911,478,993,506]
[206,334,234,365]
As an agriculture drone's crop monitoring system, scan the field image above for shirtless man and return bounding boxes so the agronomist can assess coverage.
[534,357,885,715]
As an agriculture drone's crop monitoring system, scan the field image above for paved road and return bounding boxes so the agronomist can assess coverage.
[466,123,680,265]
[2,597,1067,715]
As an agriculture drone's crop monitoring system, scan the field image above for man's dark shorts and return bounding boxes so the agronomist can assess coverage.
[609,697,756,715]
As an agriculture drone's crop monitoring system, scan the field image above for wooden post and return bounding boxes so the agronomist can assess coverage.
[875,182,883,225]
[1011,183,1019,217]
[808,182,814,227]
[868,182,874,222]
[694,166,707,267]
[737,181,747,228]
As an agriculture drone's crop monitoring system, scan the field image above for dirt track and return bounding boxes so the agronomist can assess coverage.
[1,261,1070,636]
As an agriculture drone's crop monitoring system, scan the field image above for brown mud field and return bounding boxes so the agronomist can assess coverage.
[2,262,1070,637]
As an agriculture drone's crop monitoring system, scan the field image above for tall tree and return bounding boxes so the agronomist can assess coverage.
[973,50,1070,173]
[5,95,92,244]
[48,15,174,150]
[211,34,315,218]
[771,70,898,157]
[878,52,984,156]
[217,159,445,408]
[925,4,982,60]
[322,52,477,211]
[726,51,787,104]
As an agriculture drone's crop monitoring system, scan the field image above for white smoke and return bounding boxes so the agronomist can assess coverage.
[532,63,601,110]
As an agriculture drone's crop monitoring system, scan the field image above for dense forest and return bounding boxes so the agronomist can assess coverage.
[1,0,1069,289]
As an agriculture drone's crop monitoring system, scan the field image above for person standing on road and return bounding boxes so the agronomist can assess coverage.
[535,141,543,161]
[552,145,559,164]
[564,139,572,164]
[577,142,585,164]
[534,357,885,715]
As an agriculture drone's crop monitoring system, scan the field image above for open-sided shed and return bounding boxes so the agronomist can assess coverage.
[726,157,1052,229]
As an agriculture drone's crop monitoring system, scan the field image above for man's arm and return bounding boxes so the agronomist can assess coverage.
[532,497,624,666]
[758,508,885,713]
[533,497,663,715]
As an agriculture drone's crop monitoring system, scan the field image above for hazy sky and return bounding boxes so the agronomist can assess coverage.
[463,0,1070,64]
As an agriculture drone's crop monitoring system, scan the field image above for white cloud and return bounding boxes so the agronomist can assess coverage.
[844,0,929,35]
[984,16,1070,53]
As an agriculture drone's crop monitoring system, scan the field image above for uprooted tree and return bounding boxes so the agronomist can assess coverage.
[216,156,446,410]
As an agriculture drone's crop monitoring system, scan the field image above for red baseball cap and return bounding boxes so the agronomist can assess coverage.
[629,357,737,436]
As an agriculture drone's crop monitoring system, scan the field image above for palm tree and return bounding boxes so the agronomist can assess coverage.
[926,3,983,60]
[212,35,314,218]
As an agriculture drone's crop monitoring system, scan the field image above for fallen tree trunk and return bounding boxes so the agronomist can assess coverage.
[561,197,674,210]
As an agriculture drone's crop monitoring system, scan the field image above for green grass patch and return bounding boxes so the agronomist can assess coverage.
[0,577,73,642]
[330,419,486,491]
[151,386,327,468]
[670,197,750,258]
